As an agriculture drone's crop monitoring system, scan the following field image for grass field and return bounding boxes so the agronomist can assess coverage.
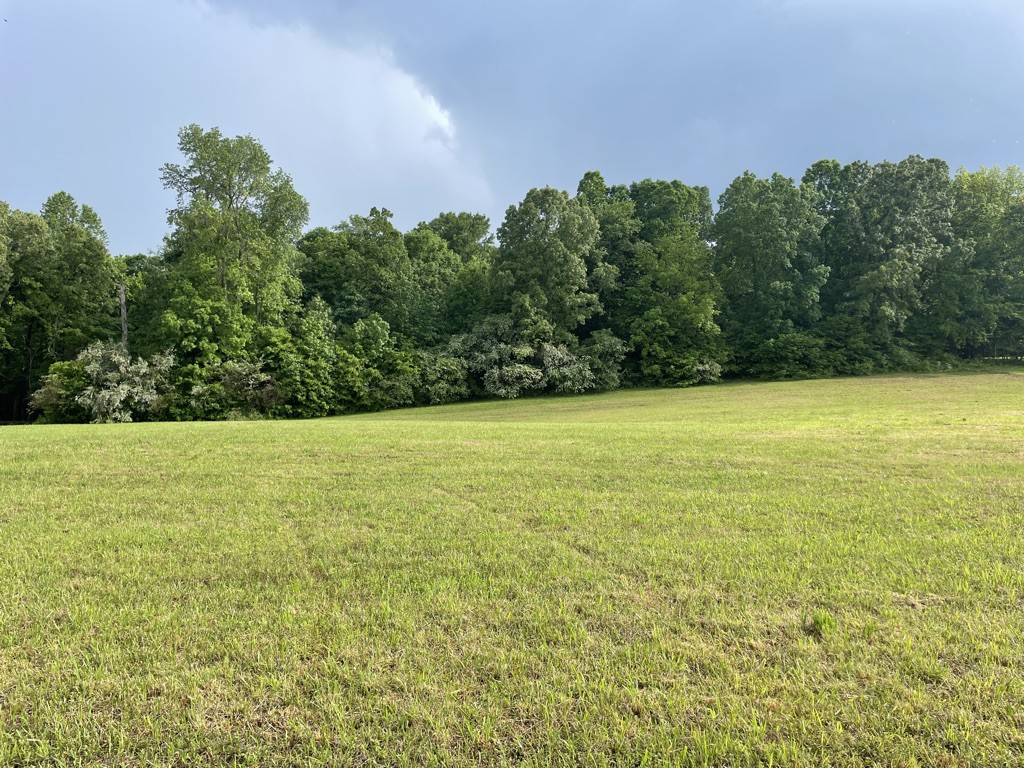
[1,372,1023,766]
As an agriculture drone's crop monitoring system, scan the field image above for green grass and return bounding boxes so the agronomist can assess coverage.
[1,371,1023,766]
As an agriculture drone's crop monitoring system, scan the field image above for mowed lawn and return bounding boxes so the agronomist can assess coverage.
[1,373,1023,767]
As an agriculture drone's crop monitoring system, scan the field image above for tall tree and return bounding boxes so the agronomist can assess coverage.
[578,171,721,384]
[806,156,958,365]
[0,202,13,354]
[493,186,601,340]
[574,171,632,334]
[943,166,1024,357]
[159,124,308,369]
[423,212,494,264]
[403,225,464,345]
[298,207,414,334]
[629,178,713,244]
[416,211,498,336]
[713,172,827,374]
[624,234,722,385]
[0,195,115,419]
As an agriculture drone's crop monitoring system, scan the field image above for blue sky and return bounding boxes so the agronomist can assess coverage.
[1,0,1022,254]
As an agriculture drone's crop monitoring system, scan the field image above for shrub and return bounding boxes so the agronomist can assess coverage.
[539,343,594,394]
[29,360,90,423]
[581,330,626,390]
[448,314,607,399]
[32,342,174,423]
[482,362,545,399]
[416,351,470,405]
[747,332,837,379]
[691,358,723,385]
[340,315,419,411]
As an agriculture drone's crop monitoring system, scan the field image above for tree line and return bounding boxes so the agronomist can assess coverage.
[2,125,1022,423]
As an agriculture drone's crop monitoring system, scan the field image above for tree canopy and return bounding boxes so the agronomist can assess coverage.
[3,125,1022,422]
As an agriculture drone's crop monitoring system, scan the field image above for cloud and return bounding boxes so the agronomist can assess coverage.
[0,0,492,253]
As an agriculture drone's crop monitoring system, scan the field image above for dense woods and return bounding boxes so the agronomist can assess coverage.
[3,125,1023,423]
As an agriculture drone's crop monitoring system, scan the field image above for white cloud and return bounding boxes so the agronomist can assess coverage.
[0,0,493,252]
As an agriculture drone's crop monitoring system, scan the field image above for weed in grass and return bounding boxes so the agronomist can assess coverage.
[808,610,837,640]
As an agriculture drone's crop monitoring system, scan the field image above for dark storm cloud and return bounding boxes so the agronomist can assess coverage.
[1,0,1021,254]
[203,0,1024,202]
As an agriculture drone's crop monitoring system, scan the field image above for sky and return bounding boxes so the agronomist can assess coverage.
[1,0,1023,255]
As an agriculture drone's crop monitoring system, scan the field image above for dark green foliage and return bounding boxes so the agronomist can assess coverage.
[714,172,828,375]
[493,187,602,339]
[403,226,464,345]
[943,167,1024,358]
[576,172,720,385]
[422,211,495,264]
[804,156,964,367]
[629,178,713,243]
[282,296,343,417]
[120,253,171,358]
[580,330,627,391]
[415,350,470,405]
[27,360,90,423]
[624,235,722,386]
[441,256,493,335]
[418,212,497,336]
[538,342,596,394]
[298,208,413,334]
[0,195,117,420]
[340,314,419,411]
[215,359,285,418]
[446,315,608,400]
[159,124,309,384]
[447,315,546,399]
[744,332,836,380]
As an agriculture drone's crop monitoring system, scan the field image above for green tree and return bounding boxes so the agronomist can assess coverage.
[805,156,956,366]
[577,172,724,385]
[158,125,311,414]
[403,225,463,345]
[0,202,13,354]
[160,124,309,367]
[119,253,171,358]
[422,212,494,264]
[0,196,116,420]
[574,171,631,335]
[493,187,601,339]
[941,166,1024,357]
[629,178,713,244]
[712,172,828,375]
[298,208,414,334]
[625,234,722,385]
[340,314,419,410]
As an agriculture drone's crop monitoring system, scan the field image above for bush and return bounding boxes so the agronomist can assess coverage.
[448,314,609,399]
[33,342,174,423]
[340,315,419,411]
[581,330,626,390]
[539,343,594,394]
[482,362,545,399]
[691,358,723,385]
[29,360,90,423]
[416,351,470,405]
[447,315,545,399]
[747,332,837,379]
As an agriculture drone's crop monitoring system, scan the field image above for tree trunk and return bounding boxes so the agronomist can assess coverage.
[119,281,129,349]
